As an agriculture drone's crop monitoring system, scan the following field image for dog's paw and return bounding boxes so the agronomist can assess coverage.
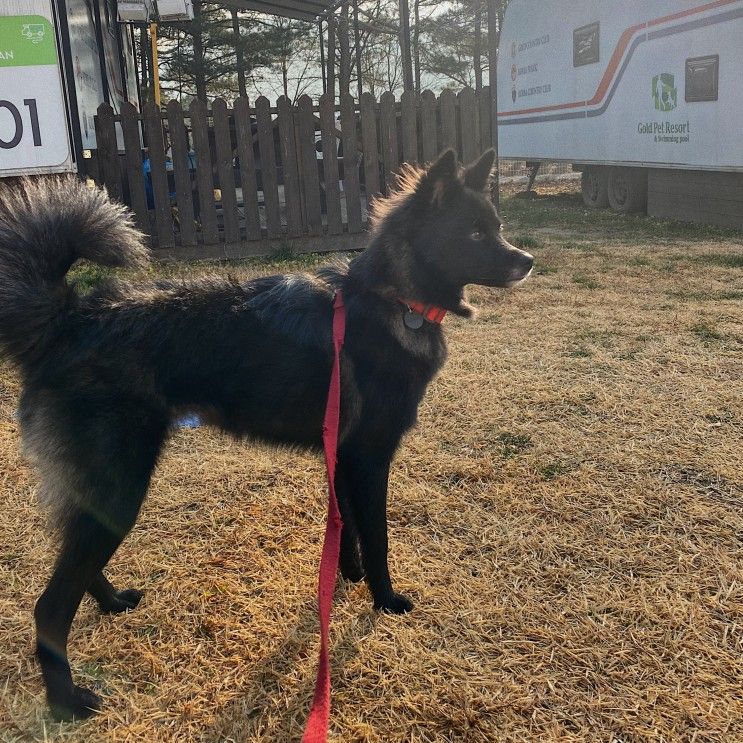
[99,588,143,615]
[49,685,102,721]
[374,592,414,614]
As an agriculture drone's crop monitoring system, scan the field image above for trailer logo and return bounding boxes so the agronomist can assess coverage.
[652,73,677,112]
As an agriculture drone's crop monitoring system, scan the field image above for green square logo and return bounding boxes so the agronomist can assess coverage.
[652,73,677,112]
[21,23,46,44]
[0,16,57,66]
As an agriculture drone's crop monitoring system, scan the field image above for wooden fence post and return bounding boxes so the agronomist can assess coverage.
[297,95,322,236]
[458,87,478,163]
[379,91,399,193]
[439,89,457,155]
[167,99,197,247]
[420,89,438,163]
[233,96,262,241]
[319,92,343,236]
[400,90,418,165]
[479,85,492,158]
[189,98,219,245]
[213,98,240,244]
[94,103,122,201]
[360,92,381,200]
[255,96,281,239]
[120,101,150,233]
[277,96,303,238]
[143,101,173,247]
[340,93,362,233]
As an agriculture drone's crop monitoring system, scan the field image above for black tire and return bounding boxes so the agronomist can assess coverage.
[581,167,609,208]
[607,167,648,214]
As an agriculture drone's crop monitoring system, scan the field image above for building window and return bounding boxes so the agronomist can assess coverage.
[574,22,600,67]
[685,55,719,102]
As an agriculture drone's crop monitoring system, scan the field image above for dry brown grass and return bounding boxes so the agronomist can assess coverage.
[1,186,742,742]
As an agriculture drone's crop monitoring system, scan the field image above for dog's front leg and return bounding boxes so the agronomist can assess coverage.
[338,451,413,614]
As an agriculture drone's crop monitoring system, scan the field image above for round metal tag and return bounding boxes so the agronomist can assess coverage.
[403,310,424,330]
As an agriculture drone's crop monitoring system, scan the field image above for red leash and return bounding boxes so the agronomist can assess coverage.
[302,290,346,743]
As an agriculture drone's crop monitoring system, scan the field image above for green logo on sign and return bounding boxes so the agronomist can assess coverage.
[652,73,677,112]
[21,23,46,44]
[0,15,56,66]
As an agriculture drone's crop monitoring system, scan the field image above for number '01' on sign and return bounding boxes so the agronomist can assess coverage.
[0,99,42,149]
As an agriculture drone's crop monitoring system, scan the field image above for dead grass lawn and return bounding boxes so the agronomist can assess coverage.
[1,185,742,742]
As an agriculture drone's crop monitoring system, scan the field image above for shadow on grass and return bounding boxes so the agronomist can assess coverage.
[206,590,378,741]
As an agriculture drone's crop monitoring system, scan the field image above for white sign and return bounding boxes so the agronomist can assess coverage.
[0,0,73,175]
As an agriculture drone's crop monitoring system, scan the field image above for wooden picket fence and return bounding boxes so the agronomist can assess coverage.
[86,87,494,259]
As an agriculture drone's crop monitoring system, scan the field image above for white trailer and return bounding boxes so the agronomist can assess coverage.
[497,0,743,227]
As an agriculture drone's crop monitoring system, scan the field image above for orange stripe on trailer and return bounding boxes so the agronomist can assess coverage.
[500,0,741,117]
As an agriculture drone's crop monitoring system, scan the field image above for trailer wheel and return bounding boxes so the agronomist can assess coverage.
[581,167,609,208]
[607,167,648,214]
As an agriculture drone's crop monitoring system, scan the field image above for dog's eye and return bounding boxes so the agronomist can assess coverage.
[470,229,484,240]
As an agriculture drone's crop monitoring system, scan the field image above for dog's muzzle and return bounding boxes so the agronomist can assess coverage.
[504,252,534,288]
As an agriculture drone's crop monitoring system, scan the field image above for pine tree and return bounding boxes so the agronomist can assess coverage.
[417,0,509,91]
[156,3,298,103]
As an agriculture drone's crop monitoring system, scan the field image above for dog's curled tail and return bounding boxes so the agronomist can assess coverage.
[0,177,149,366]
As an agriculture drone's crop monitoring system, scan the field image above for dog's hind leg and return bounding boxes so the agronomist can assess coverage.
[88,571,143,614]
[35,498,145,721]
[31,404,165,721]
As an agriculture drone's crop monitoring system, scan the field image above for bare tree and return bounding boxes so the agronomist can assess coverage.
[248,15,320,102]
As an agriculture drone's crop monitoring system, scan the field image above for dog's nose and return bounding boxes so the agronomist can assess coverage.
[521,252,534,272]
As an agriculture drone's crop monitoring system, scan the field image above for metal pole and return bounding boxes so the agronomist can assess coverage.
[487,0,500,209]
[150,22,161,106]
[53,0,85,170]
[142,24,153,101]
[131,25,143,109]
[114,17,130,103]
[91,0,110,104]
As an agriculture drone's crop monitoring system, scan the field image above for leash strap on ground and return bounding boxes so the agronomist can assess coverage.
[302,290,346,743]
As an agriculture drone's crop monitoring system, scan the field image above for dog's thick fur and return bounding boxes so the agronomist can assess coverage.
[0,150,532,721]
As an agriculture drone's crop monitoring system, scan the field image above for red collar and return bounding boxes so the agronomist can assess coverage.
[397,299,447,324]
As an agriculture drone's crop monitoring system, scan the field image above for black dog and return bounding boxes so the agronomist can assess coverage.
[0,149,532,721]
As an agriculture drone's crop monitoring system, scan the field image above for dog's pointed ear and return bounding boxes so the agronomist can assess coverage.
[464,149,496,191]
[428,148,458,182]
[417,149,459,207]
